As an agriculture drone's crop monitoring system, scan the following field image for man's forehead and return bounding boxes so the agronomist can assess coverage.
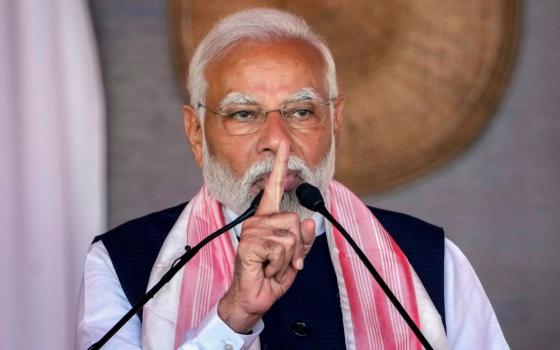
[205,39,329,99]
[219,38,322,62]
[218,88,320,107]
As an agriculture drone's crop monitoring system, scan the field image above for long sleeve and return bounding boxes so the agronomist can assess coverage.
[443,238,509,349]
[76,238,509,349]
[75,241,262,350]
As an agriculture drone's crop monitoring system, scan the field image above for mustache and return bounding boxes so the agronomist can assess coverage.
[201,137,334,216]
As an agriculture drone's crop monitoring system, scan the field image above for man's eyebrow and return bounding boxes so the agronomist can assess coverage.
[219,92,259,109]
[285,88,320,103]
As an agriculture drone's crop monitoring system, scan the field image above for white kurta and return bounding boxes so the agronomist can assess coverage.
[75,211,509,350]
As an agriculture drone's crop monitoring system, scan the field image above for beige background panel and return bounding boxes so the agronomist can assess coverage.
[169,0,519,193]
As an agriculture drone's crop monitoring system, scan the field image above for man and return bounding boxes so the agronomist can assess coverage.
[76,8,509,350]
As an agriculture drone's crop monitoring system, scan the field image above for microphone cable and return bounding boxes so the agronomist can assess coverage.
[296,183,434,350]
[88,191,263,350]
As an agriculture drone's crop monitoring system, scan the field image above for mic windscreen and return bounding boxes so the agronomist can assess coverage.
[296,183,325,212]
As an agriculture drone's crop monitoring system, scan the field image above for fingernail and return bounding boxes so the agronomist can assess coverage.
[296,258,304,270]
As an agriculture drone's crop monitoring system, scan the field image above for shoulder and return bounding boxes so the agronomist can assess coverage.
[90,202,189,314]
[93,202,188,244]
[365,205,445,265]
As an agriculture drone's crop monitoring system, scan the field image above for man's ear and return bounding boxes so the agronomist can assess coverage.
[183,105,204,168]
[332,95,345,142]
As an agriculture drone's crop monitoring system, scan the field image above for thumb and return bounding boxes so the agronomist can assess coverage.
[300,218,316,256]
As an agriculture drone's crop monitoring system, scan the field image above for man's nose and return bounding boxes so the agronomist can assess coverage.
[256,111,294,155]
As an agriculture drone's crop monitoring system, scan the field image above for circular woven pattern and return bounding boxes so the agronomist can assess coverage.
[168,0,520,194]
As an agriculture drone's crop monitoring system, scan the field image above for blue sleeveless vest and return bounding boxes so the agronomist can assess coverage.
[94,203,445,348]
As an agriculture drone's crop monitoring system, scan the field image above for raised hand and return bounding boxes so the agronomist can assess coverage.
[217,141,316,333]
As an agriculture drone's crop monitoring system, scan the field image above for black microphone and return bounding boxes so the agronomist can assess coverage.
[88,191,263,350]
[296,183,434,350]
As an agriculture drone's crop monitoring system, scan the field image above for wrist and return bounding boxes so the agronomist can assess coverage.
[217,295,261,334]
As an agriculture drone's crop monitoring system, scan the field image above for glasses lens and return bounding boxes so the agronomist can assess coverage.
[283,100,326,129]
[216,100,330,135]
[220,104,263,135]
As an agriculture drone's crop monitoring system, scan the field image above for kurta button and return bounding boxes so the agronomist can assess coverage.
[291,321,310,337]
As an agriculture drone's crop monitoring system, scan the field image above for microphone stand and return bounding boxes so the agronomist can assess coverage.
[296,183,434,350]
[88,191,263,350]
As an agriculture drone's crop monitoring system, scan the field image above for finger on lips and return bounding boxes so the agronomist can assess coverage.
[240,140,310,281]
[253,140,306,271]
[256,140,289,215]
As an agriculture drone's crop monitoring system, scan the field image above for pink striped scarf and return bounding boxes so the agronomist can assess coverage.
[142,181,446,349]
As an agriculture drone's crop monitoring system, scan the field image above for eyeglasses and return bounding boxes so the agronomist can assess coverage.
[198,98,335,135]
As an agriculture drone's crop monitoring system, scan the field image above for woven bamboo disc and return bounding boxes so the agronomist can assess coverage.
[168,0,520,194]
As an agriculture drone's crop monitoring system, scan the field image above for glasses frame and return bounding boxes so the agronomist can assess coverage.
[197,97,337,135]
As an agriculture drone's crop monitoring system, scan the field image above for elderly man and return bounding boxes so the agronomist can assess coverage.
[77,8,508,350]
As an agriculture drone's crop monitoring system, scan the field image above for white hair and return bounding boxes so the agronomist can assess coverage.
[187,8,338,111]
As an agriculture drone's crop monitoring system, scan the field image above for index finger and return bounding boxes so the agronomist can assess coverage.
[256,140,289,215]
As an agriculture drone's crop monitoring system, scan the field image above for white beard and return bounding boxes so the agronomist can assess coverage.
[202,139,335,217]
